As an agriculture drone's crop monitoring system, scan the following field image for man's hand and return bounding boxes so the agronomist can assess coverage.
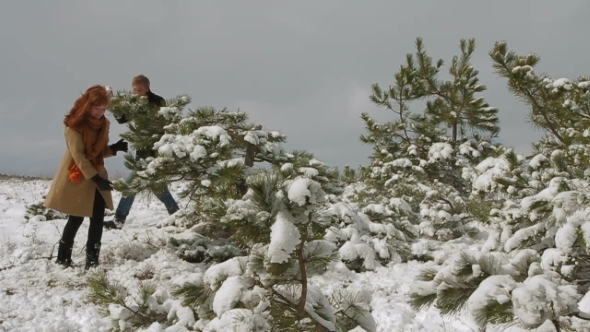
[105,85,114,98]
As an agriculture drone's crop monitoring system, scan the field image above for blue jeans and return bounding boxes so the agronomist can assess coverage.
[114,171,179,222]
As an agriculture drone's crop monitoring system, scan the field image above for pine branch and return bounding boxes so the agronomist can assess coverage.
[171,282,214,309]
[87,273,163,324]
[409,292,438,311]
[296,214,310,316]
[415,267,438,281]
[570,310,590,321]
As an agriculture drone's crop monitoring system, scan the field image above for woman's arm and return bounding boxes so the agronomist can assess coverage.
[65,127,98,179]
[102,120,115,158]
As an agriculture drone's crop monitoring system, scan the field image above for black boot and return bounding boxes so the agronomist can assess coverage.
[103,219,124,230]
[55,240,73,267]
[85,243,101,270]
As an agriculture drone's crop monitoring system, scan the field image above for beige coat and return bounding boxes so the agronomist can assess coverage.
[44,119,115,217]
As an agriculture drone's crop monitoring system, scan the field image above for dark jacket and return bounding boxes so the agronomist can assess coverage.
[114,90,166,160]
[114,90,166,124]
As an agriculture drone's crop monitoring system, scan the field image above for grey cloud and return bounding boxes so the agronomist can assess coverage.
[0,0,588,176]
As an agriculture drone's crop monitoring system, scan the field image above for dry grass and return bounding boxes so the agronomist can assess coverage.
[0,171,127,181]
[0,173,51,181]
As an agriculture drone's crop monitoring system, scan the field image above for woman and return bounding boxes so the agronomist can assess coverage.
[44,85,128,269]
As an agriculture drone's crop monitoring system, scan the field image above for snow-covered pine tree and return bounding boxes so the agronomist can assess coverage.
[103,93,377,330]
[356,38,500,244]
[409,41,590,331]
[324,197,421,270]
[108,90,190,162]
[339,165,359,187]
[24,198,66,221]
[108,91,287,228]
[172,153,376,332]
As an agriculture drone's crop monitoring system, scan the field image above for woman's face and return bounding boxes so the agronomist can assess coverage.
[89,104,106,119]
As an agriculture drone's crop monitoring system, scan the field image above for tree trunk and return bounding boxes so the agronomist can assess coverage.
[244,144,258,167]
[237,144,259,196]
[296,228,308,315]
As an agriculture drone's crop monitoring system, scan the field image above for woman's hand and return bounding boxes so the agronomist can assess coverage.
[110,139,128,153]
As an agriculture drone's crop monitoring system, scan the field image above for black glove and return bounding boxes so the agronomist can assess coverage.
[109,139,128,153]
[91,174,113,191]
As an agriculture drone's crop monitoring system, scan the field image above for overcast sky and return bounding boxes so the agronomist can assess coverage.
[0,0,588,177]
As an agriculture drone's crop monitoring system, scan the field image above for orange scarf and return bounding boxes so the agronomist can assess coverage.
[67,116,108,182]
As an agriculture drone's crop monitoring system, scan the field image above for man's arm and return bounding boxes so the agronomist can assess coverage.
[114,113,130,124]
[154,91,166,107]
[102,120,124,158]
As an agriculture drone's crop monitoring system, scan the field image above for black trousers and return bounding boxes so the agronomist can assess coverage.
[61,189,105,251]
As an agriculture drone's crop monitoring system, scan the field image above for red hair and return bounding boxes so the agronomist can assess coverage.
[64,85,109,128]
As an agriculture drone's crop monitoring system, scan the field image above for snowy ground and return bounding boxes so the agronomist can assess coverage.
[0,176,497,332]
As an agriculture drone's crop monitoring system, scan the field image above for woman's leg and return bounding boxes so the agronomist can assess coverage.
[86,190,106,269]
[56,215,84,266]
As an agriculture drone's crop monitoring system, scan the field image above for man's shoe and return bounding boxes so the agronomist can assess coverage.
[103,219,124,230]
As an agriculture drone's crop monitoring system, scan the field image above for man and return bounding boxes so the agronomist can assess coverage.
[103,74,180,230]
